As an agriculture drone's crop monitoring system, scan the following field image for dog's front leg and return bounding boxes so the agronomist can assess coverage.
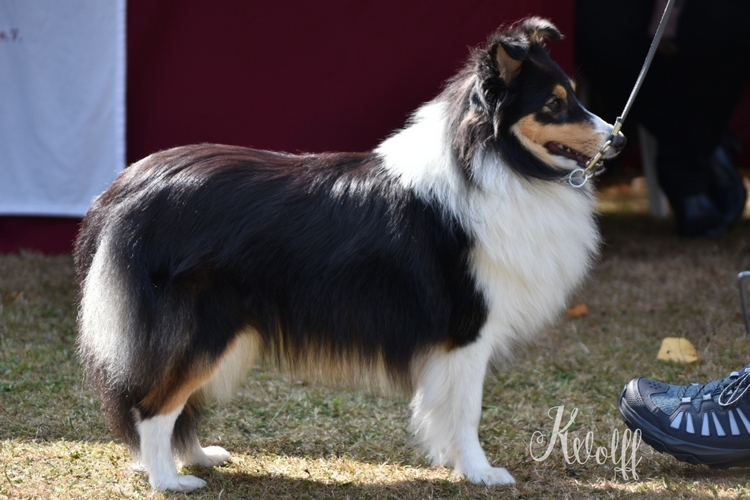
[410,339,515,485]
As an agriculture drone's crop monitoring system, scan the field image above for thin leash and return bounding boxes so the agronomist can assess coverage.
[567,0,676,188]
[740,271,750,338]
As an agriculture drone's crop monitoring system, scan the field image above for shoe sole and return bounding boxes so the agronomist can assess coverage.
[619,387,750,468]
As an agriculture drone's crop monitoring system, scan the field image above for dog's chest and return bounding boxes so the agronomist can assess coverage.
[465,180,599,337]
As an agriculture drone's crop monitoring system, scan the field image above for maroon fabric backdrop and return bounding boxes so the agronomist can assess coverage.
[126,0,575,160]
[2,1,576,254]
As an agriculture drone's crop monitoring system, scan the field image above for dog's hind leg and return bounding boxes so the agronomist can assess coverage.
[136,346,246,492]
[410,339,515,485]
[137,404,208,492]
[171,394,232,469]
[135,368,222,492]
[180,441,232,468]
[178,333,258,468]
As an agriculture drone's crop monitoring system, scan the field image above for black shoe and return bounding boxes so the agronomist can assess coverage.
[673,193,725,239]
[709,143,747,232]
[619,365,750,467]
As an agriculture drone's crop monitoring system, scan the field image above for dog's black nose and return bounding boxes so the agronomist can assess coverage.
[611,133,627,151]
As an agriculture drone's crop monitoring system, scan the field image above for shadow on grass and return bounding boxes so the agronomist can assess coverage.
[166,469,468,500]
[153,463,750,500]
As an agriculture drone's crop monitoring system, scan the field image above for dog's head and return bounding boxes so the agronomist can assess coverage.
[449,18,625,181]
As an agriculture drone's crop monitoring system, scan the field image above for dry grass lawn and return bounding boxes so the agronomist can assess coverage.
[3,186,750,499]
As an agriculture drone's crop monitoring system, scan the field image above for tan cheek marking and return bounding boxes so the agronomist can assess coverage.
[514,115,607,158]
[512,117,556,164]
[516,115,545,144]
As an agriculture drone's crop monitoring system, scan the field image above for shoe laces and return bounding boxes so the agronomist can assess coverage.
[719,367,750,408]
[678,365,750,409]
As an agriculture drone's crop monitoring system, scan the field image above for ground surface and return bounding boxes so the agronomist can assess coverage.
[3,186,750,499]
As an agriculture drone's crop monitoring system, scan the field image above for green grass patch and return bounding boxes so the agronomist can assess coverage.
[3,214,750,498]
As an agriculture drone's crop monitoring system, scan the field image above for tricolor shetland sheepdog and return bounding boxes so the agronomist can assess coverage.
[75,18,625,491]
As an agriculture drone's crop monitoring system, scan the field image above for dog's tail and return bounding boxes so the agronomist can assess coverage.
[75,227,204,457]
[76,230,142,452]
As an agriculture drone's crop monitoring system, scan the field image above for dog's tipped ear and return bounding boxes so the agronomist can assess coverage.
[489,18,561,85]
[519,17,561,44]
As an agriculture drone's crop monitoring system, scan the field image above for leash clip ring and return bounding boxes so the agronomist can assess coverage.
[568,168,590,189]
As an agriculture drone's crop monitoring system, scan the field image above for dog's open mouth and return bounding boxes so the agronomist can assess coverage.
[544,142,603,170]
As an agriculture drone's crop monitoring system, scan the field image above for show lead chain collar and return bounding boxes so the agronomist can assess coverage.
[567,0,676,189]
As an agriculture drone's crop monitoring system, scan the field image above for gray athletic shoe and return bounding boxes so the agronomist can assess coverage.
[619,365,750,467]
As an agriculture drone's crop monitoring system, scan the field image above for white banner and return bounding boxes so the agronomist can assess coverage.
[0,0,126,216]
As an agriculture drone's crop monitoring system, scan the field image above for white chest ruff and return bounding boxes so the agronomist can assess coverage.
[377,101,600,350]
[465,173,599,350]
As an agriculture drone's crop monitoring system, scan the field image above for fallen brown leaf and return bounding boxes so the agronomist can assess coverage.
[657,337,699,363]
[566,303,589,319]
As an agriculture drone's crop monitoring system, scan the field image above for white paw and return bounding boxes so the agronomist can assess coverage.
[198,446,231,467]
[151,473,207,492]
[180,445,231,467]
[455,466,516,485]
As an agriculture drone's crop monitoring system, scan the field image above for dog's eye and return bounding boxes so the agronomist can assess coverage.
[546,97,564,112]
